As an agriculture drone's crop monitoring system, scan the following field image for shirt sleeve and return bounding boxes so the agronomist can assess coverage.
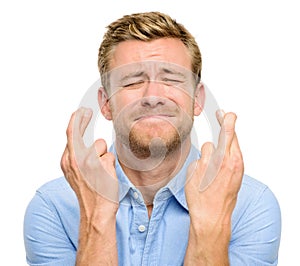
[23,191,76,266]
[229,186,281,265]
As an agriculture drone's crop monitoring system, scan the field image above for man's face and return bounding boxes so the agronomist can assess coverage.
[101,38,203,159]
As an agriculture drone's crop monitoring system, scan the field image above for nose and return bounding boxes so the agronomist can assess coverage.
[141,80,166,107]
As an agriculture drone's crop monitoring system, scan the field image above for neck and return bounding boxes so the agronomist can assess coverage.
[116,137,191,205]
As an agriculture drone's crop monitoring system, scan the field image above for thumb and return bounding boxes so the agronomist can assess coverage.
[94,138,108,157]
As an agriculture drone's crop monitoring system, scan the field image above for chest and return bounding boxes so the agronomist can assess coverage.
[116,196,190,266]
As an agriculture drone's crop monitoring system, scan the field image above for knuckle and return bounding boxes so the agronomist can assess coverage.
[224,126,234,135]
[219,152,243,172]
[66,126,71,137]
[60,157,66,171]
[219,156,229,170]
[230,153,244,172]
[69,152,80,168]
[224,153,244,172]
[60,148,69,170]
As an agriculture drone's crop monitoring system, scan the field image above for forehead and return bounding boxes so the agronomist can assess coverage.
[109,38,192,71]
[107,61,195,82]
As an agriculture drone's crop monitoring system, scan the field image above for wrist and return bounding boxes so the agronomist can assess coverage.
[184,217,231,265]
[76,215,118,266]
[78,209,117,252]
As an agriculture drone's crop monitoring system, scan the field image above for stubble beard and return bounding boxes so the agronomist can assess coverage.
[111,99,195,162]
[126,119,193,160]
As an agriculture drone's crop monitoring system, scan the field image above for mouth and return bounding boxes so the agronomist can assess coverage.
[134,114,175,121]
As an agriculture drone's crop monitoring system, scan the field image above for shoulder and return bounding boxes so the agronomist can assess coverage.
[37,176,72,193]
[235,174,281,220]
[24,177,78,264]
[237,174,280,211]
[230,175,281,263]
[240,174,268,193]
[27,176,78,216]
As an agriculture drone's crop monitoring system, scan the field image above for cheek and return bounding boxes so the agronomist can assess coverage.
[110,91,141,117]
[166,90,194,114]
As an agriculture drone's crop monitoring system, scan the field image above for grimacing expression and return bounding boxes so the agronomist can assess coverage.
[100,39,203,159]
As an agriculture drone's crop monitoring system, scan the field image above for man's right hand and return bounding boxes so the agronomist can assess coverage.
[60,107,119,265]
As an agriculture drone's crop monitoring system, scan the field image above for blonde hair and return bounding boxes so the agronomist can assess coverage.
[98,11,202,88]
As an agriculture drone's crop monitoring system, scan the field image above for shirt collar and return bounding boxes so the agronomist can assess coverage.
[110,145,135,202]
[166,145,200,210]
[110,144,200,210]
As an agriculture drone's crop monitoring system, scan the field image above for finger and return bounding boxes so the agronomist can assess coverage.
[76,107,93,140]
[216,112,237,155]
[216,109,225,125]
[219,111,242,155]
[94,138,108,157]
[101,152,117,178]
[230,131,242,155]
[97,152,119,203]
[67,107,93,151]
[198,142,216,191]
[201,141,215,163]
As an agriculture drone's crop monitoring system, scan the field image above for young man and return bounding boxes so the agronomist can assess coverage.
[24,12,281,265]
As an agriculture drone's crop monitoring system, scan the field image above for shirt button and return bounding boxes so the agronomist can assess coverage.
[133,192,139,200]
[138,225,146,233]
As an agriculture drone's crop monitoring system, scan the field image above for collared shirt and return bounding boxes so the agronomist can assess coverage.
[24,145,281,265]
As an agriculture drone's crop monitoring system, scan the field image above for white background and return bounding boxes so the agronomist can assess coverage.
[0,0,299,265]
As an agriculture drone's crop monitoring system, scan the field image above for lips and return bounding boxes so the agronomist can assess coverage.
[134,114,175,121]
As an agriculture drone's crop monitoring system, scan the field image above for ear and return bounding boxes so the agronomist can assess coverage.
[98,87,112,120]
[194,82,205,116]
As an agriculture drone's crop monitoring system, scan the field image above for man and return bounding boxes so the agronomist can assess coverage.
[24,11,281,265]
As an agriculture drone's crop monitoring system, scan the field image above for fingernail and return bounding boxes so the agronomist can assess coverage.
[219,109,225,117]
[217,109,225,120]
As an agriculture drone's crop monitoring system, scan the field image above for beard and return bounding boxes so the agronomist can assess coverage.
[111,96,195,161]
[115,115,193,160]
[129,124,181,159]
[128,117,192,159]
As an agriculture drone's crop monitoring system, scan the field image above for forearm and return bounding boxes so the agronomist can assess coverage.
[76,213,118,266]
[184,218,231,266]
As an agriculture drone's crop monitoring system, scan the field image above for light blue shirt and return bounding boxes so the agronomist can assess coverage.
[24,145,281,265]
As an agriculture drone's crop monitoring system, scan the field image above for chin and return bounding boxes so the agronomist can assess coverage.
[128,126,182,159]
[134,127,176,142]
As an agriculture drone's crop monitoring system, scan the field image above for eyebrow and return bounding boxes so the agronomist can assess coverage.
[159,67,186,78]
[118,66,188,83]
[120,71,146,83]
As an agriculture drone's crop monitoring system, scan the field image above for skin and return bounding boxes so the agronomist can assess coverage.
[61,38,244,265]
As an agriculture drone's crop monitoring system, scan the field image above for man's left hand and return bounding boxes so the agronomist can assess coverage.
[184,111,244,265]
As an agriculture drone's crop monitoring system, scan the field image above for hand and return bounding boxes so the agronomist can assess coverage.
[61,107,119,265]
[184,111,244,265]
[60,107,119,221]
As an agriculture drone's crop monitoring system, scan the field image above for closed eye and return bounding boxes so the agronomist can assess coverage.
[162,78,184,85]
[123,80,146,89]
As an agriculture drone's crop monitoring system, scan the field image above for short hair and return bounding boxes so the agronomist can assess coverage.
[98,11,202,89]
